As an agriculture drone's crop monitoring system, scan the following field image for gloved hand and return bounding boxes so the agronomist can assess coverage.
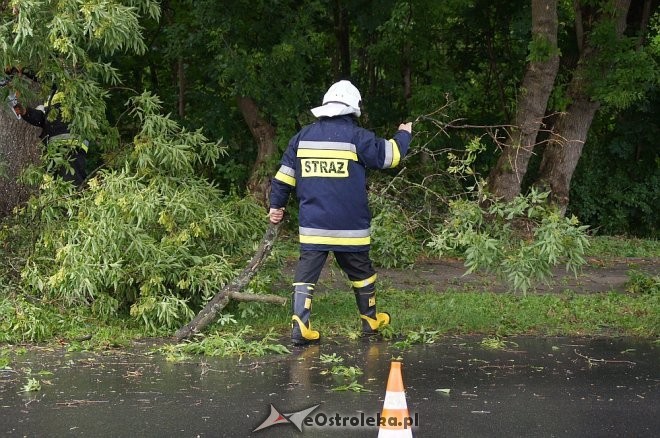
[398,122,412,133]
[268,207,284,224]
[12,103,25,116]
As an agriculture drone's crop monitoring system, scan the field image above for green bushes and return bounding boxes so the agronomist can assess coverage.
[0,296,56,342]
[369,195,420,268]
[569,92,660,238]
[625,270,660,295]
[9,93,267,333]
[427,189,590,294]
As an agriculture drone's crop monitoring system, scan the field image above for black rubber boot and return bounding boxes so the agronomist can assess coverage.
[291,283,320,346]
[354,283,390,335]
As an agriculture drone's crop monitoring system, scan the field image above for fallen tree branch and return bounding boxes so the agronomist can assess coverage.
[229,291,286,304]
[174,222,285,341]
[573,349,636,367]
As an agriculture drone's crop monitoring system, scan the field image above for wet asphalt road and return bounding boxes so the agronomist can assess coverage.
[1,336,658,437]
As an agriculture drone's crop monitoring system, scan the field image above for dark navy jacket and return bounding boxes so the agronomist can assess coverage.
[269,115,411,252]
[21,91,69,140]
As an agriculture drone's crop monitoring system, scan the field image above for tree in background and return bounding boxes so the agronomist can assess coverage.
[534,0,658,214]
[487,0,560,201]
[96,0,658,236]
[0,0,161,206]
[0,101,40,216]
[485,0,658,215]
[115,0,334,201]
[1,0,657,330]
[0,1,268,333]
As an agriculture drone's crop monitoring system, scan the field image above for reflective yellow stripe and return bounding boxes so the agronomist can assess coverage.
[297,149,358,161]
[274,171,296,187]
[299,235,370,246]
[47,92,65,106]
[293,283,314,293]
[292,315,320,340]
[351,274,377,288]
[48,135,88,151]
[389,139,402,168]
[293,282,315,289]
[299,227,369,238]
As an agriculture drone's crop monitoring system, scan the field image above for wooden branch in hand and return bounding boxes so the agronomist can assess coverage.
[174,222,285,341]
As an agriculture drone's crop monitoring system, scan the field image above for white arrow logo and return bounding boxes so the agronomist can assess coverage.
[253,404,321,432]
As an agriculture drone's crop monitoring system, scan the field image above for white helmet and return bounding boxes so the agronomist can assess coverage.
[311,80,362,118]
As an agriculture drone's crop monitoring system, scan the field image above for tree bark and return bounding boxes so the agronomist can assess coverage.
[635,0,653,48]
[535,98,600,214]
[402,47,412,101]
[175,222,285,341]
[574,1,584,53]
[0,108,41,217]
[333,0,351,78]
[534,0,631,215]
[177,58,185,118]
[487,0,560,201]
[237,95,278,206]
[402,3,413,101]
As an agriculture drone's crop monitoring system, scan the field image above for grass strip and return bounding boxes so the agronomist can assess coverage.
[244,288,659,340]
[1,288,657,349]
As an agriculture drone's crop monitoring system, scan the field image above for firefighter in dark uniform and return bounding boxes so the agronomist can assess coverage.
[13,85,87,186]
[269,80,413,346]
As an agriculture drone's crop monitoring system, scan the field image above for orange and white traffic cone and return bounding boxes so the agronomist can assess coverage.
[378,361,415,437]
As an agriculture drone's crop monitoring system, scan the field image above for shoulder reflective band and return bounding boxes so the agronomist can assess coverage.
[48,133,73,142]
[299,227,370,246]
[46,91,65,107]
[383,139,402,168]
[48,133,88,152]
[274,165,296,186]
[297,141,358,161]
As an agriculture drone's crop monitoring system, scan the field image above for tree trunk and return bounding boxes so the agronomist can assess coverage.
[402,47,412,101]
[402,3,413,101]
[534,0,631,214]
[535,98,600,214]
[237,95,278,206]
[333,0,351,78]
[635,0,653,48]
[487,0,559,201]
[177,58,185,118]
[0,109,41,217]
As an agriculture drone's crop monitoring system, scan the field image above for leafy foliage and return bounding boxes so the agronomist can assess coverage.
[1,0,658,347]
[1,0,159,144]
[586,236,660,258]
[369,194,420,268]
[527,34,561,63]
[21,377,41,393]
[569,91,660,237]
[625,270,659,295]
[392,327,441,349]
[428,188,590,294]
[0,295,56,342]
[160,326,290,358]
[15,93,265,332]
[584,10,659,111]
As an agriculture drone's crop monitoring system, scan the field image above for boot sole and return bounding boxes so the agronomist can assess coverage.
[291,338,320,346]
